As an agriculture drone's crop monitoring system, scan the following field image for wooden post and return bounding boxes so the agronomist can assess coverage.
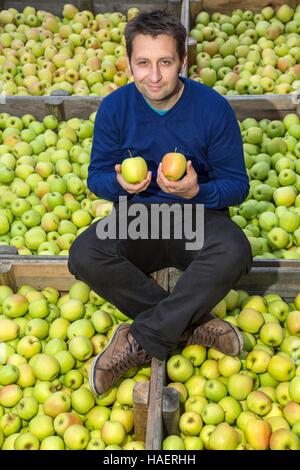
[0,263,17,292]
[146,357,166,450]
[162,386,180,436]
[187,36,197,68]
[45,95,67,121]
[133,381,150,442]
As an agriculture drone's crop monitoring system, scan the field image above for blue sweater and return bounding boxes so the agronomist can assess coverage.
[88,77,249,208]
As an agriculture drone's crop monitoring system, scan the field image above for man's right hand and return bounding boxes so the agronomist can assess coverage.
[115,164,152,194]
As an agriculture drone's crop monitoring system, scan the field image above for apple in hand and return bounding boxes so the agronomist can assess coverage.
[161,149,187,181]
[120,150,148,184]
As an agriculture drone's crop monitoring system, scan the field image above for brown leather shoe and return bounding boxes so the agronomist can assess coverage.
[89,323,151,395]
[183,312,243,356]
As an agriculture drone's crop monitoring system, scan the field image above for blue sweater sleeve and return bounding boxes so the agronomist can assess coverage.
[87,99,128,202]
[194,100,249,208]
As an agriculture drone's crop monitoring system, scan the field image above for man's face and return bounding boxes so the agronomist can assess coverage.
[128,33,186,105]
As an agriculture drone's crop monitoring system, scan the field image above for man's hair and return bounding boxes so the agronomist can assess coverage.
[125,9,187,62]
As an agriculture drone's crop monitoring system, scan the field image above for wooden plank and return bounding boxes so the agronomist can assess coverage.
[0,93,298,123]
[0,96,102,121]
[145,357,165,450]
[226,94,300,121]
[190,0,297,18]
[168,263,300,302]
[133,381,149,442]
[162,386,180,436]
[92,0,181,15]
[0,257,75,291]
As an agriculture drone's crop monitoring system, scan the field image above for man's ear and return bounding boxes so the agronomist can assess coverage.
[180,53,188,74]
[126,56,132,73]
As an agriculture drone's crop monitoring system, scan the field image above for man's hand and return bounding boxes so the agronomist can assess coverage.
[157,160,200,199]
[115,164,152,194]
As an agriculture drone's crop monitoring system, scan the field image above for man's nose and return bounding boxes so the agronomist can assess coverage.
[149,65,162,82]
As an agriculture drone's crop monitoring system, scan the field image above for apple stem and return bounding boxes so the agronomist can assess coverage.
[128,149,133,158]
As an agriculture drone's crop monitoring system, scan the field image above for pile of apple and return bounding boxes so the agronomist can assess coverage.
[231,112,300,259]
[163,288,300,450]
[189,4,300,95]
[0,4,137,96]
[0,279,148,450]
[1,109,300,259]
[0,111,114,255]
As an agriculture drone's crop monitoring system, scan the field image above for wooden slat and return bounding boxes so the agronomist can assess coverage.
[145,357,166,450]
[133,381,149,442]
[190,0,296,17]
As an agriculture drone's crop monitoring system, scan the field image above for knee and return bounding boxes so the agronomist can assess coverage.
[224,224,253,273]
[68,235,87,277]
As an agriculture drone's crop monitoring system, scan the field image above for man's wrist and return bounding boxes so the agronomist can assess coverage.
[185,184,200,199]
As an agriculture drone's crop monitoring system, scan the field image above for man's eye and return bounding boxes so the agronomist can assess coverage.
[161,60,171,65]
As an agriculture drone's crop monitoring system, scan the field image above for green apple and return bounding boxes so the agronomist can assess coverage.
[179,411,203,436]
[68,335,93,361]
[0,319,19,342]
[237,307,264,333]
[71,386,95,415]
[2,294,29,318]
[246,349,271,373]
[101,420,125,446]
[162,435,185,450]
[63,423,89,450]
[204,379,227,402]
[43,391,71,418]
[218,396,242,424]
[0,364,20,385]
[270,428,300,450]
[209,422,239,450]
[14,432,40,450]
[0,384,23,407]
[268,353,295,382]
[227,373,253,400]
[246,390,272,416]
[259,322,284,347]
[32,353,60,381]
[121,156,148,184]
[201,403,224,425]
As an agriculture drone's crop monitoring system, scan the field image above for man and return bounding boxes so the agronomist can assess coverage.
[68,10,252,396]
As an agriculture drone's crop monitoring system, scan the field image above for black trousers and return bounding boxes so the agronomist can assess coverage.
[68,203,252,360]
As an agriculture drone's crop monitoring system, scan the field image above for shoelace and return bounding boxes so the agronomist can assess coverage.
[105,342,149,375]
[192,323,226,347]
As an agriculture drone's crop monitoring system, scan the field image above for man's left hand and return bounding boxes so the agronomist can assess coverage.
[156,160,200,199]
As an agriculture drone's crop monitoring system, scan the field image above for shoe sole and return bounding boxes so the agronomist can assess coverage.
[89,323,129,396]
[228,323,244,356]
[206,312,244,356]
